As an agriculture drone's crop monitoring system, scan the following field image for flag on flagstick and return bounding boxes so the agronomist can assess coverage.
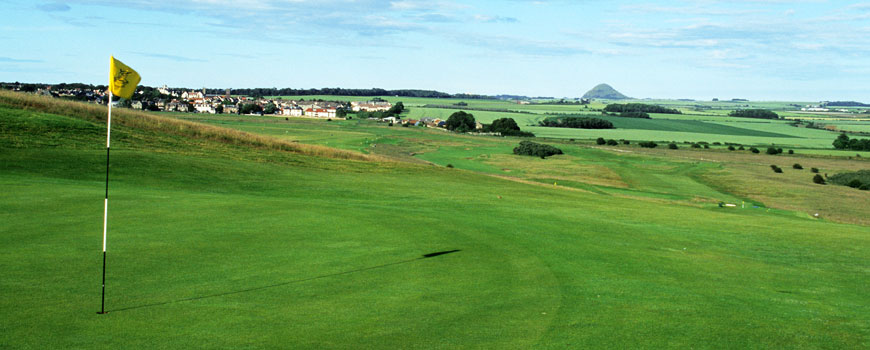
[100,56,140,314]
[110,56,141,99]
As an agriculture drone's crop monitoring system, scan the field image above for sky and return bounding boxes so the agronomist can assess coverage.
[1,0,869,101]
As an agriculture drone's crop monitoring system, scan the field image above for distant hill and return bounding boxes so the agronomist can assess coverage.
[824,101,870,107]
[582,84,629,100]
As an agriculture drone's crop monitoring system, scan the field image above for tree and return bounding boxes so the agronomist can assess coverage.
[445,111,476,132]
[607,139,619,146]
[668,143,678,149]
[239,103,263,115]
[490,117,520,132]
[387,102,404,116]
[215,104,224,114]
[513,141,563,158]
[264,103,278,114]
[813,174,826,184]
[596,137,606,145]
[728,109,780,119]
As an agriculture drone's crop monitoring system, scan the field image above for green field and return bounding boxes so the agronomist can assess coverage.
[2,92,869,349]
[270,95,865,148]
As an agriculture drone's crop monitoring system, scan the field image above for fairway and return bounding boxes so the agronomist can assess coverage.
[2,93,869,349]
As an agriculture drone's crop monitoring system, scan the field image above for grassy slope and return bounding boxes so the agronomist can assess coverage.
[1,92,869,349]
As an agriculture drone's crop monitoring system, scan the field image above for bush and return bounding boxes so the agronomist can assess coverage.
[827,170,870,188]
[691,143,701,148]
[793,163,803,169]
[811,167,819,173]
[728,145,736,151]
[861,184,870,191]
[596,137,606,145]
[668,143,678,149]
[770,165,783,173]
[703,144,710,149]
[739,146,745,150]
[750,147,760,153]
[606,139,618,146]
[788,149,794,154]
[446,164,454,168]
[639,141,658,148]
[713,142,721,145]
[766,147,779,155]
[622,140,630,145]
[813,174,826,184]
[513,141,563,159]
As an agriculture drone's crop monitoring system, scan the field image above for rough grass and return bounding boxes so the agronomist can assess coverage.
[0,90,380,162]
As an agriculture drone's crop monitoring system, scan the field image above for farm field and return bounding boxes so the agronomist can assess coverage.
[272,95,865,148]
[1,92,869,349]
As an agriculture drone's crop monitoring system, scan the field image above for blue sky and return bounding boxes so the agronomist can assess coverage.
[1,0,869,101]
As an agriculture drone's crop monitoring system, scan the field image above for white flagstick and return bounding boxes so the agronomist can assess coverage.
[99,91,112,314]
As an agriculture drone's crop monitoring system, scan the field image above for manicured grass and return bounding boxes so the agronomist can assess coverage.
[2,93,868,349]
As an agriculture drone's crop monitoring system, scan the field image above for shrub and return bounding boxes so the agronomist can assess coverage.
[446,164,454,168]
[713,142,721,145]
[793,163,803,169]
[728,145,736,151]
[770,165,783,173]
[622,140,630,145]
[691,143,701,148]
[513,141,563,159]
[639,141,658,148]
[703,144,710,149]
[739,146,745,150]
[606,139,618,146]
[596,137,606,145]
[668,143,678,149]
[860,184,870,191]
[788,149,794,154]
[827,170,870,188]
[811,167,819,173]
[813,174,826,184]
[750,147,760,153]
[766,147,779,155]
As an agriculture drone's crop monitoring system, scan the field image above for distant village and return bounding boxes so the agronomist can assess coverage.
[6,83,486,129]
[17,84,404,121]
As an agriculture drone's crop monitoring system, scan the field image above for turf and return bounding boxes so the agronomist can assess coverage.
[1,93,869,349]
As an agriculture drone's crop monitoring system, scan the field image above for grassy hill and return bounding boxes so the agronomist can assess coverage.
[582,83,630,100]
[1,91,868,349]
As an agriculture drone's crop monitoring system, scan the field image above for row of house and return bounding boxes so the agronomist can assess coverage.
[22,84,396,120]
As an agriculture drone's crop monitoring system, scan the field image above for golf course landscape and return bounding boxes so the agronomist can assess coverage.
[1,90,869,349]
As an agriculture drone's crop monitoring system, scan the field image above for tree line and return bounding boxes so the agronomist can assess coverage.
[538,116,614,129]
[833,133,870,151]
[728,109,780,119]
[603,103,681,115]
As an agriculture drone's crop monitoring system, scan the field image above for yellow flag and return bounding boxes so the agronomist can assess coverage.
[109,56,141,99]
